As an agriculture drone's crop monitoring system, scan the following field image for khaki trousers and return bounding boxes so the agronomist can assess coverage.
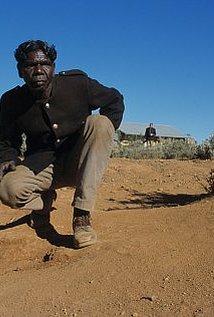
[0,115,114,212]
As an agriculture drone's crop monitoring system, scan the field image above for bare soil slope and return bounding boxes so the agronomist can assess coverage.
[0,158,214,317]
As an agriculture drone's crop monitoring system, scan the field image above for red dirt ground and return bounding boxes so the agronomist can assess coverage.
[0,158,214,317]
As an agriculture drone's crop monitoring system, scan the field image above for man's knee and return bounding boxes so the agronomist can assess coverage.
[86,115,115,137]
[0,176,26,208]
[0,166,35,208]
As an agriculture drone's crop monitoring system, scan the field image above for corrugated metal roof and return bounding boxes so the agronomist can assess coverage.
[119,122,189,138]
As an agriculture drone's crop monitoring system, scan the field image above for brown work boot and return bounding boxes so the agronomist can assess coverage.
[73,209,97,249]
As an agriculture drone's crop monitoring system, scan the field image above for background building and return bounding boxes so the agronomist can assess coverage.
[117,122,195,145]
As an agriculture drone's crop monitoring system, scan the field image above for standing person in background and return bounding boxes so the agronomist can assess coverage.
[0,39,125,249]
[144,122,157,146]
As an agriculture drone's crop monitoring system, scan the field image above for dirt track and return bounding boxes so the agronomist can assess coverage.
[0,158,214,317]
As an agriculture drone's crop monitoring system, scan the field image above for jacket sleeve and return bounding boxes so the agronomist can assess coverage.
[87,77,125,130]
[0,93,22,165]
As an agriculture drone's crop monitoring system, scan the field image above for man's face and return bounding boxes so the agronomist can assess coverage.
[18,49,55,96]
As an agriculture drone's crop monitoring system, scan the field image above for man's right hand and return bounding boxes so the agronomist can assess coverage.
[0,160,16,180]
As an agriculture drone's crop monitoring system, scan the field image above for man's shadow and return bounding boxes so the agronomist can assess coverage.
[107,191,211,211]
[0,213,75,249]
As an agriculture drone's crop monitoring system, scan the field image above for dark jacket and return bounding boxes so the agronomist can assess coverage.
[0,69,125,173]
[144,126,156,141]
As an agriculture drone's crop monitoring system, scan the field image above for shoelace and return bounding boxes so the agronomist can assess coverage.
[73,214,91,229]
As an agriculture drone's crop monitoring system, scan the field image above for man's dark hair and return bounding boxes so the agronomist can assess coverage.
[14,40,57,67]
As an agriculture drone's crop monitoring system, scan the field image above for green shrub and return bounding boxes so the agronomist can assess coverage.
[205,169,214,194]
[111,139,197,160]
[195,134,214,160]
[195,142,213,160]
[162,140,196,160]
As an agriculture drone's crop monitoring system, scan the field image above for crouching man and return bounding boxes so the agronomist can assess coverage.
[0,40,124,248]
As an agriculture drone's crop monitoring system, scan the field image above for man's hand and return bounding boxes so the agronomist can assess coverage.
[0,160,16,180]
